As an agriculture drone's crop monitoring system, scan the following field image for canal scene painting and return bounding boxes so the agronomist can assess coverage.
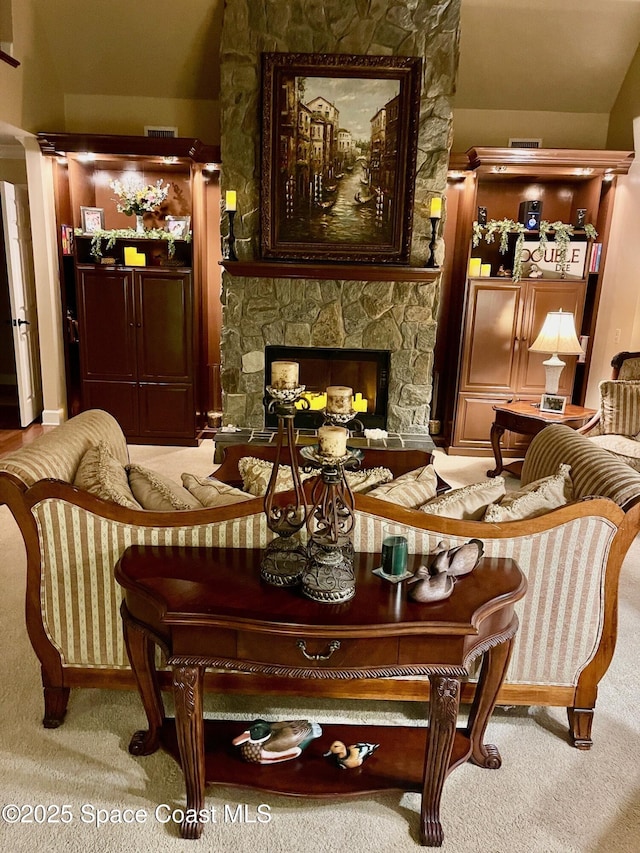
[261,53,422,263]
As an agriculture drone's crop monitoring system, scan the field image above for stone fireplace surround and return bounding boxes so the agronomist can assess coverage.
[218,0,461,433]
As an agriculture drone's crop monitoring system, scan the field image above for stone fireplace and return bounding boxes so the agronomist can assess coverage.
[218,0,461,433]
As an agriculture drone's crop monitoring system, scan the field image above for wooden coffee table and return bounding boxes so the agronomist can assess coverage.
[115,546,526,846]
[488,400,596,478]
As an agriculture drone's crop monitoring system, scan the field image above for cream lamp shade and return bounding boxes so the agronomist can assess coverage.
[528,310,583,394]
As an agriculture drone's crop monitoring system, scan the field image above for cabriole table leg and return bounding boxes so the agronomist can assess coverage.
[173,664,205,840]
[421,675,460,846]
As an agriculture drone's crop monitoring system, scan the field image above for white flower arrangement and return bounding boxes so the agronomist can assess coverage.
[109,178,170,216]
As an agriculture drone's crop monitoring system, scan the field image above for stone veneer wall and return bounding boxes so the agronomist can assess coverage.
[219,0,461,432]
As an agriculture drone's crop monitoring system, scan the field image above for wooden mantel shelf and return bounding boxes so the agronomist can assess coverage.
[219,260,441,282]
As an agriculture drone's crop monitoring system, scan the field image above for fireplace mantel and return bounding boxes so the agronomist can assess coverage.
[220,260,440,282]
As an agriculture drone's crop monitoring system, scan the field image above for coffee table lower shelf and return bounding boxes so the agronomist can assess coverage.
[158,719,472,797]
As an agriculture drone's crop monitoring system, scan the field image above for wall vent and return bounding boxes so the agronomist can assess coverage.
[144,126,178,138]
[509,138,542,149]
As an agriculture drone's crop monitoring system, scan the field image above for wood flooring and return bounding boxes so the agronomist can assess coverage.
[0,422,51,457]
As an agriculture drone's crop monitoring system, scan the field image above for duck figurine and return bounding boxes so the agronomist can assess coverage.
[444,538,484,577]
[324,740,380,769]
[408,539,484,602]
[407,564,455,603]
[232,718,322,764]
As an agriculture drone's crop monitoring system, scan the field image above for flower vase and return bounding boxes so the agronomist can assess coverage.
[135,214,145,234]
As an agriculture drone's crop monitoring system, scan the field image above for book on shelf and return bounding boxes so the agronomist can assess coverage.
[589,242,602,273]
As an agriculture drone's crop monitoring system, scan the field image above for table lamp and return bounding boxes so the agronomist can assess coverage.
[528,309,583,394]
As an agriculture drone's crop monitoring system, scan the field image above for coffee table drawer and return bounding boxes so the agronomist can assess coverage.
[237,632,398,669]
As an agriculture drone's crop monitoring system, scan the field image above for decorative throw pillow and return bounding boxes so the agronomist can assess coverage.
[483,463,573,523]
[599,380,640,435]
[419,477,506,520]
[127,464,202,511]
[367,465,438,507]
[73,442,141,510]
[344,466,393,494]
[181,473,255,507]
[238,457,315,496]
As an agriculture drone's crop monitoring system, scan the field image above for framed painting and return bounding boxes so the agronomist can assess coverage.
[80,206,105,234]
[260,52,422,264]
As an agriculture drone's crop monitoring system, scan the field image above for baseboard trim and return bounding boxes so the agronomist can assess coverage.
[41,409,65,427]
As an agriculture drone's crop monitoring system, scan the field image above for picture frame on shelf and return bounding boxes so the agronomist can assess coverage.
[80,206,104,234]
[260,51,422,264]
[165,215,191,239]
[539,393,567,415]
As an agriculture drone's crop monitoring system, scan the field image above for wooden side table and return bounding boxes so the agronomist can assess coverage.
[115,546,526,846]
[488,400,596,478]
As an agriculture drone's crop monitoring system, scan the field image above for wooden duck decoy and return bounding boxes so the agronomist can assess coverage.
[407,565,455,603]
[232,718,322,765]
[408,538,484,602]
[446,538,484,577]
[324,740,380,769]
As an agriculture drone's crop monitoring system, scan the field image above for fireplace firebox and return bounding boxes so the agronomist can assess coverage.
[264,346,390,430]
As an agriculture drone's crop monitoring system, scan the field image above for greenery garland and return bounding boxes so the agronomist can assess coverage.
[472,218,598,282]
[74,227,192,260]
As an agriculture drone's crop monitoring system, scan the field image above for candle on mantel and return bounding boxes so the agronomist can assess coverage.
[225,190,237,211]
[429,197,442,219]
[270,361,299,389]
[318,425,348,458]
[480,263,491,277]
[468,257,482,277]
[326,385,353,414]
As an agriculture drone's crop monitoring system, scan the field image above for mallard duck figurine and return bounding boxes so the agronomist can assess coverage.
[324,740,380,769]
[232,718,322,764]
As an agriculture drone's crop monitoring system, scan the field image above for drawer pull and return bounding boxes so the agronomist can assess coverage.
[296,639,340,661]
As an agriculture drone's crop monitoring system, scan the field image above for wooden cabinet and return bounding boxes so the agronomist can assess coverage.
[77,265,195,443]
[437,147,634,455]
[452,276,585,452]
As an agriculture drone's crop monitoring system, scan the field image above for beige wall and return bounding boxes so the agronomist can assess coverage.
[452,109,609,153]
[0,156,27,184]
[608,43,640,151]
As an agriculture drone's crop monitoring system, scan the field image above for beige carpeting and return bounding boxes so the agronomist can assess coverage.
[0,442,638,852]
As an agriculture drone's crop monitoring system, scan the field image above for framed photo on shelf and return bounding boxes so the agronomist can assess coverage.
[80,206,104,234]
[260,51,422,264]
[165,215,191,239]
[539,393,567,415]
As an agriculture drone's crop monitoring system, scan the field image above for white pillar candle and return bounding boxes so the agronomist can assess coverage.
[270,361,299,389]
[326,385,353,414]
[318,425,348,458]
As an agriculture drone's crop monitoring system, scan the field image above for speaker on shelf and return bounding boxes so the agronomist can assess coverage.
[575,208,587,228]
[477,206,487,226]
[518,200,542,230]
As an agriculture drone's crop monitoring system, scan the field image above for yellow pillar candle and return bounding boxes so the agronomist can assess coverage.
[225,190,237,211]
[326,385,353,414]
[124,246,138,266]
[480,263,491,277]
[270,360,299,389]
[429,196,442,218]
[318,425,348,458]
[468,257,482,277]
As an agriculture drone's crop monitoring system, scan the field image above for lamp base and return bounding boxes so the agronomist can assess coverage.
[542,354,566,395]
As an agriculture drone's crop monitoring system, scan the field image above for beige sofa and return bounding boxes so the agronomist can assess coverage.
[1,410,639,750]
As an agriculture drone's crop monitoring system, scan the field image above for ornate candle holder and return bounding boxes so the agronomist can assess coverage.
[426,216,439,268]
[321,408,365,435]
[260,385,309,586]
[300,445,363,603]
[223,210,238,261]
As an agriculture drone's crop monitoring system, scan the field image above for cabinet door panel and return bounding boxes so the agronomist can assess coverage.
[138,383,194,438]
[82,380,138,434]
[136,271,193,382]
[78,269,136,381]
[518,280,586,396]
[460,281,523,391]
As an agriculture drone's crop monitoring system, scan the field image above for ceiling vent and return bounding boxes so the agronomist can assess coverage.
[144,126,179,138]
[509,138,542,149]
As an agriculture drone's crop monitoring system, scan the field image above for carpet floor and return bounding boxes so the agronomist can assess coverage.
[0,442,638,852]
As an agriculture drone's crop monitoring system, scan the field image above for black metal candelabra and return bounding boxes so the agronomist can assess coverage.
[426,216,439,268]
[223,209,238,261]
[260,385,309,586]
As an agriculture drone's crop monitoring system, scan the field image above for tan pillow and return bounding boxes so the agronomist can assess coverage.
[600,380,640,435]
[127,464,202,511]
[420,477,506,520]
[483,463,573,522]
[344,466,393,493]
[74,442,141,509]
[181,473,254,507]
[367,464,438,507]
[238,457,314,496]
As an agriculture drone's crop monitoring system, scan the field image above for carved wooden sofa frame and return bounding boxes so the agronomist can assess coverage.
[1,410,639,751]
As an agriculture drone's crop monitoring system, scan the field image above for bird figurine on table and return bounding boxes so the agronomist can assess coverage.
[408,538,484,603]
[232,719,322,764]
[407,563,455,603]
[324,740,380,769]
